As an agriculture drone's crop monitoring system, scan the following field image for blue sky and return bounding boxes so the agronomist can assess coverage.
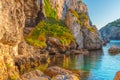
[82,0,120,29]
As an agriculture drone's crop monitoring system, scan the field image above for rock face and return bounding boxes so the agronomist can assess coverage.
[0,0,48,79]
[83,26,102,50]
[65,10,84,48]
[100,18,120,41]
[0,0,25,79]
[24,0,40,27]
[108,46,120,54]
[24,0,45,27]
[64,1,102,50]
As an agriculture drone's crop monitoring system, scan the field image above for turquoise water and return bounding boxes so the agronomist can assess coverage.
[82,40,120,80]
[50,40,120,80]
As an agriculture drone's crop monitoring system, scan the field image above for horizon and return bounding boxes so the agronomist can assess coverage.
[83,0,120,29]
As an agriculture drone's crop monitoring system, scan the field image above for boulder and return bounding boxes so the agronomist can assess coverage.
[14,53,50,74]
[83,27,102,50]
[114,71,120,80]
[47,37,70,54]
[21,70,50,80]
[45,66,80,79]
[109,46,120,54]
[71,50,89,55]
[53,75,79,80]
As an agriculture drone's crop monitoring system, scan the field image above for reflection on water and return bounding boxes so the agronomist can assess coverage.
[49,50,103,80]
[48,40,120,80]
[82,50,103,71]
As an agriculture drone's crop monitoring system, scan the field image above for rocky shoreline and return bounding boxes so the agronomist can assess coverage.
[21,66,80,80]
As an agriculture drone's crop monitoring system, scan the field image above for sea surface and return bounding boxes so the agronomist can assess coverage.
[49,40,120,80]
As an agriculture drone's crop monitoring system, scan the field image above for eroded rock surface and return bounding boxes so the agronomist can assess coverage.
[21,70,50,80]
[0,0,25,79]
[0,0,48,79]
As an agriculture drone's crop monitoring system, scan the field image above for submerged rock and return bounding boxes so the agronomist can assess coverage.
[45,66,80,79]
[114,71,120,80]
[53,75,79,80]
[71,50,89,55]
[109,46,120,54]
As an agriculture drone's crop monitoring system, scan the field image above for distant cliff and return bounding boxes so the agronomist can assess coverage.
[100,18,120,40]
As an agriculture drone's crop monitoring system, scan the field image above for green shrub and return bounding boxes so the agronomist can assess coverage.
[26,0,75,48]
[79,13,89,26]
[88,27,95,32]
[44,0,57,19]
[110,19,120,27]
[26,18,75,48]
[26,38,46,48]
[5,63,11,68]
[69,9,79,19]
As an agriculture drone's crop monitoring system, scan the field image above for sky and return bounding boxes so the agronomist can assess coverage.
[82,0,120,29]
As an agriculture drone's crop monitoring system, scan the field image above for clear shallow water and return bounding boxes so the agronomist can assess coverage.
[50,40,120,80]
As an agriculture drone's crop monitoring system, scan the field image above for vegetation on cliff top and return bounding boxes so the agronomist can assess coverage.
[109,19,120,27]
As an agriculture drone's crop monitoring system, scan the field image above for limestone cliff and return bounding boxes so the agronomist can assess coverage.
[0,0,25,79]
[0,0,48,79]
[64,0,102,49]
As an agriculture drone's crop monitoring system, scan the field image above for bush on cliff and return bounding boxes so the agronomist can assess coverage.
[44,0,57,19]
[26,18,75,48]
